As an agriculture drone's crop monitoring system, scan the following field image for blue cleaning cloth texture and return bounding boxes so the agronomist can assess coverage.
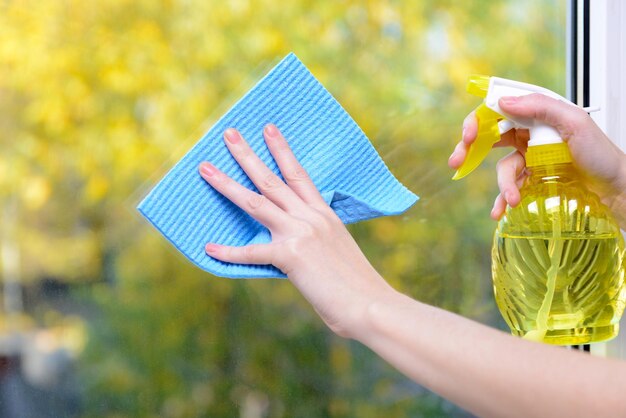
[137,53,418,278]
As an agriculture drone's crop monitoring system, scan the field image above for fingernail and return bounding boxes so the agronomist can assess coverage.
[224,128,240,144]
[205,243,219,254]
[500,96,519,105]
[449,151,458,162]
[264,124,279,139]
[504,191,512,203]
[200,163,216,177]
[461,127,466,140]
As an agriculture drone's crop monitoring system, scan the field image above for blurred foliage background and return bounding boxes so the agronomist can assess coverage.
[0,0,567,417]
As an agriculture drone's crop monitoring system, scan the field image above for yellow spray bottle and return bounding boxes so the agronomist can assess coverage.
[455,75,625,345]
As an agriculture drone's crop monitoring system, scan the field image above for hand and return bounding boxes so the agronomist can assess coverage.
[448,94,626,228]
[199,124,626,418]
[198,124,394,338]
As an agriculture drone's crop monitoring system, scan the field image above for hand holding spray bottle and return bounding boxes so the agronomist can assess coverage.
[455,75,625,345]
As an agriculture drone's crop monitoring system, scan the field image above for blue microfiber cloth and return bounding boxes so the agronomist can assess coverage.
[137,53,418,279]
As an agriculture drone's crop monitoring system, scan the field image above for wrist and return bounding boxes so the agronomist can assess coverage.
[351,287,409,344]
[317,268,399,341]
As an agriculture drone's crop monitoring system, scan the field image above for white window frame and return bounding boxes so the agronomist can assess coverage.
[589,0,626,152]
[579,0,626,357]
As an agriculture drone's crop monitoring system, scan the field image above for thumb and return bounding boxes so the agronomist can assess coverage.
[498,93,590,139]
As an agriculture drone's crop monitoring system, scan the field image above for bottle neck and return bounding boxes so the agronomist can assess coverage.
[527,162,576,181]
[525,142,572,168]
[525,143,577,184]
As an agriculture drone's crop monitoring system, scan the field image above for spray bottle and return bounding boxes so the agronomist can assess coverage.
[455,75,625,345]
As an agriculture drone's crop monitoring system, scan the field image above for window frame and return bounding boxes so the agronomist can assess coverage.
[587,0,626,152]
[575,0,626,356]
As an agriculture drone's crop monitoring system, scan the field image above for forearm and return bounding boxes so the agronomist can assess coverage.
[354,289,626,418]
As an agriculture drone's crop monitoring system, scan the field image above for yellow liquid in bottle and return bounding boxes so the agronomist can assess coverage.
[493,234,625,345]
[492,160,626,345]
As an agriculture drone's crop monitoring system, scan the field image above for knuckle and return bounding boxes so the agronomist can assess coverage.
[259,172,282,193]
[288,219,318,244]
[305,211,337,235]
[496,151,522,172]
[528,94,551,121]
[495,157,508,172]
[243,245,256,261]
[276,212,341,270]
[238,148,255,164]
[299,219,319,237]
[563,106,590,131]
[246,194,267,211]
[285,167,309,183]
[273,140,292,153]
[535,109,550,124]
[283,236,308,262]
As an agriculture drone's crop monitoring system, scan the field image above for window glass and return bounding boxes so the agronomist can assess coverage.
[0,0,567,416]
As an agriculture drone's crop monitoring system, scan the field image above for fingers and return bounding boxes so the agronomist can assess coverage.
[448,111,477,169]
[494,128,530,152]
[491,150,527,219]
[448,141,468,169]
[456,93,589,221]
[454,93,575,171]
[199,162,286,232]
[205,242,276,267]
[222,128,306,213]
[263,124,327,207]
[491,194,508,220]
[462,111,478,145]
[498,94,590,138]
[448,110,529,169]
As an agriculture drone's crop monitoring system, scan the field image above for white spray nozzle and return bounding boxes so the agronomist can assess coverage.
[485,77,576,146]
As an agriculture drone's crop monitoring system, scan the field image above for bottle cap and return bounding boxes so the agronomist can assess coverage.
[525,143,572,167]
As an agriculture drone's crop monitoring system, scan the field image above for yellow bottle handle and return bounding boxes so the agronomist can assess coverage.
[452,102,502,180]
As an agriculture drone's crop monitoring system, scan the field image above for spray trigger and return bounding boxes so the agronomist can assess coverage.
[452,75,579,181]
[453,75,500,180]
[452,102,502,180]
